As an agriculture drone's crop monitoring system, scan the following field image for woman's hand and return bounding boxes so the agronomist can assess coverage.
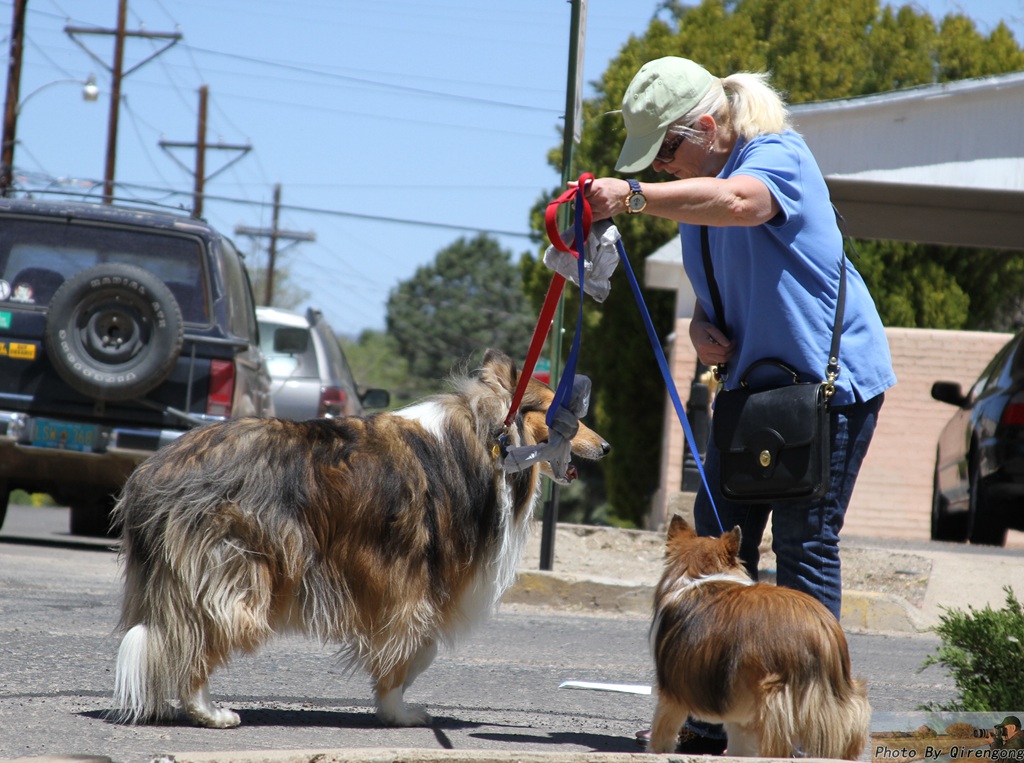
[570,177,630,220]
[689,318,734,367]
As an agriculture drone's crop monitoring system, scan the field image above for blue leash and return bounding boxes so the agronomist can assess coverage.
[547,183,588,428]
[615,238,724,534]
[542,181,722,535]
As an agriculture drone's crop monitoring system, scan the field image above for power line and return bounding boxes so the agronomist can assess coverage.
[14,173,539,240]
[178,43,560,115]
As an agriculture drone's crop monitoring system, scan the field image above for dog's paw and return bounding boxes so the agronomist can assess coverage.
[376,702,432,727]
[192,707,241,728]
[647,735,676,754]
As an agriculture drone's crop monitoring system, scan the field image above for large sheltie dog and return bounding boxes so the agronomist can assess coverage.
[649,516,870,759]
[111,349,609,729]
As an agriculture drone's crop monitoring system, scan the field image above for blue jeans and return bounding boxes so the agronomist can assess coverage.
[684,394,883,742]
[693,393,884,620]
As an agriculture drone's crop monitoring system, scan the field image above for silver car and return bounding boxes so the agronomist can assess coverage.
[257,306,388,420]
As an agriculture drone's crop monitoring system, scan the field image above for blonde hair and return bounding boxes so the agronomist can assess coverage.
[668,71,792,141]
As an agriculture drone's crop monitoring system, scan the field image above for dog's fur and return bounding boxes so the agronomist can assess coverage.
[649,516,870,759]
[111,349,608,728]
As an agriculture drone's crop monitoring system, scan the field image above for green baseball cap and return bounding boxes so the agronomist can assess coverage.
[1000,717,1021,729]
[615,57,715,173]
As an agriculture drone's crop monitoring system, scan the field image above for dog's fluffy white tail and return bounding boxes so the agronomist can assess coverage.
[759,674,871,759]
[112,624,174,724]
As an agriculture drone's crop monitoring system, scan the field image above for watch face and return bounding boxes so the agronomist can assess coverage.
[629,193,646,212]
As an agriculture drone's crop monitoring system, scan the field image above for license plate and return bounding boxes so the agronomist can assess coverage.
[32,419,99,452]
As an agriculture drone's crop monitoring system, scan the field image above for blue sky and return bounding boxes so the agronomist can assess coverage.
[4,0,1023,338]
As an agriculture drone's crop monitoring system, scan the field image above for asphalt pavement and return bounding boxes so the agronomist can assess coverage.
[1,504,1020,763]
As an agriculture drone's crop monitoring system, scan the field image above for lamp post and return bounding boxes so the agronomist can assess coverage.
[0,74,99,195]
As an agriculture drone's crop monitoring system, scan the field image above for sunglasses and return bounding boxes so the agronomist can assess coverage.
[655,130,688,163]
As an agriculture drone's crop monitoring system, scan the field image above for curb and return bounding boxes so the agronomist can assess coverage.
[163,749,843,763]
[839,590,929,633]
[505,570,654,616]
[3,758,113,763]
[504,570,929,633]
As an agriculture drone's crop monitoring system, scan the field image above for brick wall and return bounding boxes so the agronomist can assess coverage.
[651,322,1012,539]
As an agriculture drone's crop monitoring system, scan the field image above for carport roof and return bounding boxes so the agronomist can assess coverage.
[796,70,1024,250]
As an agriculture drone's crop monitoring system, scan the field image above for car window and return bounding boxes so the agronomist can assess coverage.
[0,218,208,322]
[258,321,319,379]
[1008,337,1024,382]
[218,239,260,340]
[316,324,359,390]
[974,336,1020,400]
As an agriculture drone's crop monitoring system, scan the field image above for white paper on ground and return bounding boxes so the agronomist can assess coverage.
[558,680,652,695]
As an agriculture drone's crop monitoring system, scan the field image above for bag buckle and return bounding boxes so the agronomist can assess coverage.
[824,356,841,399]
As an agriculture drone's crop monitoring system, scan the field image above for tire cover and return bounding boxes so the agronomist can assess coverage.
[44,263,185,401]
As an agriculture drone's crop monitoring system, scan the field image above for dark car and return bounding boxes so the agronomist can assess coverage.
[0,197,274,535]
[257,305,388,419]
[931,330,1024,546]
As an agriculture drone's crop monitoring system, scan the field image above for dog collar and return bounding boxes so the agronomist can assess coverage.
[680,572,754,591]
[491,427,511,461]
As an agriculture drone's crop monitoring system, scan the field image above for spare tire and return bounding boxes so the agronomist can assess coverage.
[44,263,184,401]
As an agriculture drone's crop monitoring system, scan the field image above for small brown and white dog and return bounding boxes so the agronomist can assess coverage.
[649,516,870,759]
[111,349,608,729]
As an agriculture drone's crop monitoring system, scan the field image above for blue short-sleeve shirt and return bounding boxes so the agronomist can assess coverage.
[680,131,897,405]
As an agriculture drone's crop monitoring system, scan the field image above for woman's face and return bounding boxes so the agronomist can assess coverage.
[651,116,714,178]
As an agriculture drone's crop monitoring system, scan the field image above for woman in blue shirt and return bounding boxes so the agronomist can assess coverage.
[583,55,896,751]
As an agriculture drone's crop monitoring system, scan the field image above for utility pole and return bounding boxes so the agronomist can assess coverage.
[235,184,315,306]
[0,0,28,196]
[159,85,251,218]
[538,0,587,572]
[65,0,180,204]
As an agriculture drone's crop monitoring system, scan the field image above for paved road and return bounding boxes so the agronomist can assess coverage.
[0,505,958,763]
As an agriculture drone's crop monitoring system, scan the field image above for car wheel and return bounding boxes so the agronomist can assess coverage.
[967,459,1007,546]
[44,263,184,402]
[931,465,966,542]
[69,495,117,538]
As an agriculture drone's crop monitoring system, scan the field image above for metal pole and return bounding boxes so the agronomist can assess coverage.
[193,85,208,217]
[539,0,586,571]
[0,0,28,196]
[264,183,282,306]
[102,0,127,204]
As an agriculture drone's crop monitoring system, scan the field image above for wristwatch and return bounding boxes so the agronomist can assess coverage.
[625,179,647,215]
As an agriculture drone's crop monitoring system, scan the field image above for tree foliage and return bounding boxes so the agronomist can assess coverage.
[524,0,1024,526]
[386,234,536,385]
[341,329,419,407]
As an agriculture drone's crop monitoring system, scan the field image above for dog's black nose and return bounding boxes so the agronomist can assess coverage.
[600,440,611,456]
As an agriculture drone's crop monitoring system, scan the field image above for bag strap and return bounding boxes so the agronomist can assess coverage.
[700,205,849,396]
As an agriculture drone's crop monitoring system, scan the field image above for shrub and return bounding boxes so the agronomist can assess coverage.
[920,587,1024,711]
[946,722,976,739]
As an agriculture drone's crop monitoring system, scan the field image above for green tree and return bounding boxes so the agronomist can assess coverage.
[386,234,536,385]
[525,0,1024,526]
[341,329,420,408]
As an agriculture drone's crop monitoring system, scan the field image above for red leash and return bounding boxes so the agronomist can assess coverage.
[503,175,593,428]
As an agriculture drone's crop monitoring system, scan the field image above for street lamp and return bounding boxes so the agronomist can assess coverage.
[0,74,100,194]
[15,74,100,114]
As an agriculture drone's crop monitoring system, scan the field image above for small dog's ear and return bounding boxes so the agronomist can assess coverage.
[480,349,519,394]
[667,514,696,540]
[723,525,742,556]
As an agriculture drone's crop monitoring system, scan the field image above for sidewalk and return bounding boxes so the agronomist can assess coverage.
[507,522,1024,634]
